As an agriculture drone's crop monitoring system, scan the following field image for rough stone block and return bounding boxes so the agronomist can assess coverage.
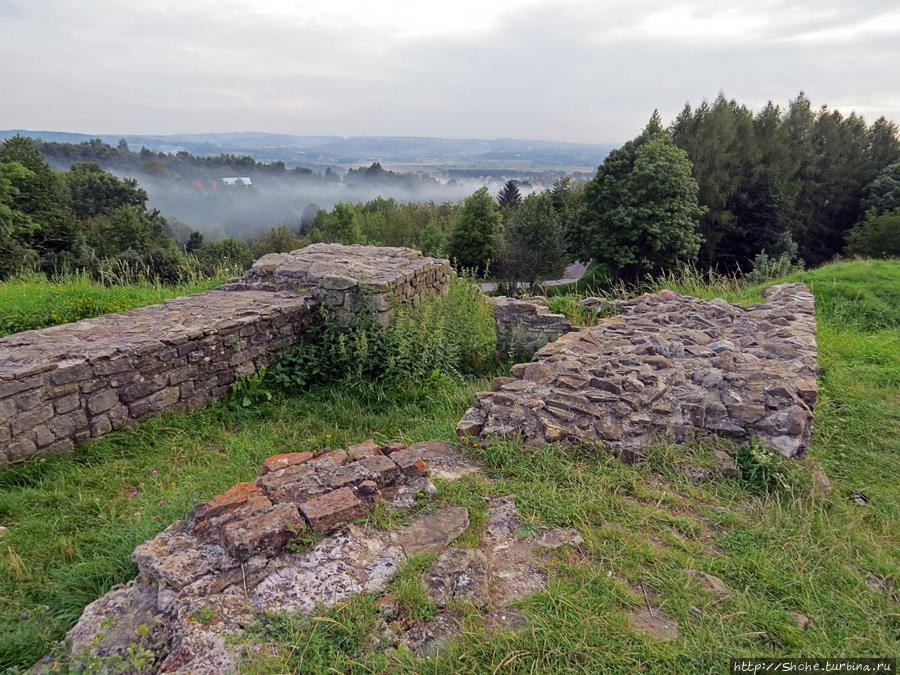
[390,448,429,477]
[356,454,400,485]
[346,438,381,459]
[87,388,120,415]
[222,503,305,560]
[261,452,314,475]
[319,462,378,490]
[299,487,368,531]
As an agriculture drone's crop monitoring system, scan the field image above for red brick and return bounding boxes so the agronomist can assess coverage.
[346,438,381,459]
[257,463,327,504]
[261,451,313,475]
[188,482,264,526]
[299,487,368,531]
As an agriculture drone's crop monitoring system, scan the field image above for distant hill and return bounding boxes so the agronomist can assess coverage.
[0,130,616,171]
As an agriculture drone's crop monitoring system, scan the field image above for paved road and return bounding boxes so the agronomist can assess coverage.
[478,262,587,293]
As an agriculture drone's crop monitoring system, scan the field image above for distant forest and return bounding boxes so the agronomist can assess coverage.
[1,92,898,287]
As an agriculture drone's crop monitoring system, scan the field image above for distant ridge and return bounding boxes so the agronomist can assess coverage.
[0,130,617,170]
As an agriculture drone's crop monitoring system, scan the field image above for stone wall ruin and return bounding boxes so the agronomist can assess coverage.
[458,283,819,459]
[0,244,452,469]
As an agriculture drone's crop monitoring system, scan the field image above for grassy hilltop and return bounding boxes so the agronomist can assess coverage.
[0,259,897,673]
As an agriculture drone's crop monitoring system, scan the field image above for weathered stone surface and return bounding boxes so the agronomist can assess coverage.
[318,462,377,490]
[261,451,313,474]
[356,454,400,485]
[459,283,818,459]
[158,595,254,674]
[789,611,811,630]
[400,506,470,555]
[299,486,368,531]
[257,463,327,504]
[408,439,480,480]
[491,296,578,359]
[426,548,489,608]
[133,522,228,589]
[2,244,452,468]
[390,447,429,477]
[65,581,166,660]
[346,438,381,458]
[49,441,590,670]
[221,503,305,560]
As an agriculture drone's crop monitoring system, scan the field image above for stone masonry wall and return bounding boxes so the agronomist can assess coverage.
[0,245,452,469]
[220,243,452,327]
[458,283,818,459]
[491,296,577,359]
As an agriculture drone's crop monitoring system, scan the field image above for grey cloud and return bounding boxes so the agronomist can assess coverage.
[0,0,897,141]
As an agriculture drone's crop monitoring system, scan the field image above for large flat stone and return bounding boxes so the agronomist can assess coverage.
[400,506,469,555]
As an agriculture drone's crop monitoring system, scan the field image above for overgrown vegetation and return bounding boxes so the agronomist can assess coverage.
[0,259,896,672]
[267,275,495,395]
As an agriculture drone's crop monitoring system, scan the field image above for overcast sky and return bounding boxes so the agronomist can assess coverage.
[2,0,898,143]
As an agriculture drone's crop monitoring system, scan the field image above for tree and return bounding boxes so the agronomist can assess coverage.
[860,161,900,215]
[0,161,38,253]
[496,180,522,210]
[845,209,900,258]
[308,203,362,244]
[574,115,704,283]
[250,225,305,257]
[65,162,148,219]
[497,191,566,290]
[448,187,502,274]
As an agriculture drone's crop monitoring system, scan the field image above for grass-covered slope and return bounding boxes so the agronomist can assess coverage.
[0,260,897,672]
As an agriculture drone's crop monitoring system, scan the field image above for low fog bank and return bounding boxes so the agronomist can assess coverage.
[105,171,541,242]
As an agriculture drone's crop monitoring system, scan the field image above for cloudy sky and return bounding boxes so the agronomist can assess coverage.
[2,0,898,143]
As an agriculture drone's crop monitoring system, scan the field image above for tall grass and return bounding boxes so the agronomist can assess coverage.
[0,270,228,337]
[0,260,896,672]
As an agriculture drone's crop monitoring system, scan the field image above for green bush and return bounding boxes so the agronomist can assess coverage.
[734,440,808,495]
[267,275,495,394]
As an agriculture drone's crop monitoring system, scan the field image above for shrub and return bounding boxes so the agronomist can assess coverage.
[734,440,808,495]
[267,275,495,394]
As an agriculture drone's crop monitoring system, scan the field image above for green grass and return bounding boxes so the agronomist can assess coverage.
[1,260,898,673]
[0,272,226,337]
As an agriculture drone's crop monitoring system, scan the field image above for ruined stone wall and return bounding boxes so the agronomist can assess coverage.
[0,245,452,469]
[491,296,577,359]
[459,283,819,459]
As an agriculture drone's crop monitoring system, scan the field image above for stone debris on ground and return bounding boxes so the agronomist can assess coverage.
[458,282,818,459]
[45,439,583,673]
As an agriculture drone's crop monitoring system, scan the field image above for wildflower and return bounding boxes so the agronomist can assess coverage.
[134,512,141,517]
[158,500,164,505]
[44,605,51,611]
[131,491,138,496]
[152,470,158,475]
[154,515,160,519]
[171,482,176,487]
[20,612,27,619]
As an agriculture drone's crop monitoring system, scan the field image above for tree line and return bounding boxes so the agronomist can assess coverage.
[2,92,898,287]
